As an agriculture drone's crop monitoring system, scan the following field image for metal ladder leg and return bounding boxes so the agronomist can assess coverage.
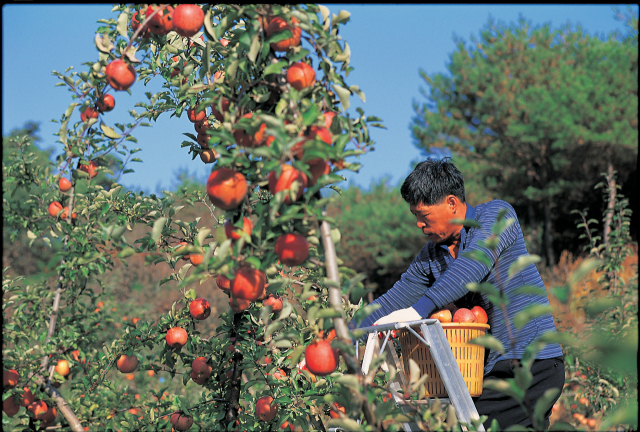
[419,322,485,432]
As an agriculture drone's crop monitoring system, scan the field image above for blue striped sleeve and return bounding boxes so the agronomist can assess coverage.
[412,201,519,309]
[354,252,434,329]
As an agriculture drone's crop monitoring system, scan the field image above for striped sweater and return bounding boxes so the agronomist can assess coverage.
[355,199,563,375]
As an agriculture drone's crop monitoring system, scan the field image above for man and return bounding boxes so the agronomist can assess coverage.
[356,158,565,430]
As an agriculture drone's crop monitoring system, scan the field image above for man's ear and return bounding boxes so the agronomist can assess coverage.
[447,195,458,210]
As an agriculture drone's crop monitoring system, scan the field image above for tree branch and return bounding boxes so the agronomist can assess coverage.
[320,210,378,428]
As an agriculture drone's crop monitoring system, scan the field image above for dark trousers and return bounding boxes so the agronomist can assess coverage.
[473,357,565,430]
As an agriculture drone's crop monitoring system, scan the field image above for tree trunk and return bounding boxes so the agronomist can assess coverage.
[527,202,539,256]
[543,197,555,269]
[603,151,616,244]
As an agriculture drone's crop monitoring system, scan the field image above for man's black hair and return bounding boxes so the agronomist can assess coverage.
[400,157,466,206]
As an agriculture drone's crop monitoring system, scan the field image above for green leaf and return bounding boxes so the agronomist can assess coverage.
[117,247,135,259]
[332,84,351,110]
[465,282,500,298]
[461,249,493,268]
[302,104,320,127]
[333,10,351,25]
[513,305,552,330]
[483,378,524,402]
[567,257,601,288]
[600,401,638,430]
[353,304,381,326]
[507,255,541,280]
[533,388,561,430]
[469,335,505,355]
[101,123,122,139]
[549,284,570,303]
[327,418,363,431]
[584,297,622,318]
[315,308,342,319]
[151,217,167,244]
[77,252,103,265]
[513,366,533,392]
[197,229,211,248]
[116,11,129,39]
[247,32,260,63]
[451,218,481,229]
[511,285,548,297]
[264,61,287,76]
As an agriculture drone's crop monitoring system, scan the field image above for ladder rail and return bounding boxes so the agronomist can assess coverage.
[356,319,486,432]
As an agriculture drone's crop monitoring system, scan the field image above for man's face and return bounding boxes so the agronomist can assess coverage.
[409,196,463,246]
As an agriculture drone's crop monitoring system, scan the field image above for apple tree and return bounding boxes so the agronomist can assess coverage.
[2,4,463,432]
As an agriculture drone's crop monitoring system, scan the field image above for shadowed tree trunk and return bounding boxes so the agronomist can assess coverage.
[543,196,555,269]
[603,147,616,244]
[527,202,540,256]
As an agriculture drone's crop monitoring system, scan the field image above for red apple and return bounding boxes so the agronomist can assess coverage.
[116,355,138,373]
[429,309,453,323]
[231,266,266,302]
[96,94,115,112]
[191,357,212,380]
[196,131,210,148]
[266,16,301,52]
[176,241,190,261]
[307,158,331,186]
[172,4,204,37]
[275,233,309,266]
[255,396,278,421]
[19,387,35,407]
[58,177,72,192]
[3,396,20,417]
[324,111,337,130]
[48,201,64,218]
[146,5,174,35]
[189,298,211,320]
[80,106,99,122]
[79,161,98,179]
[195,119,211,134]
[130,10,151,38]
[230,295,251,313]
[272,368,287,380]
[286,62,316,91]
[187,105,207,123]
[329,402,346,419]
[233,113,268,148]
[224,216,253,241]
[206,168,248,210]
[189,253,204,266]
[166,327,188,349]
[199,147,217,164]
[304,340,338,376]
[170,412,193,431]
[105,59,136,91]
[268,164,308,204]
[190,369,207,385]
[216,274,232,291]
[211,97,230,122]
[452,308,477,323]
[263,295,283,312]
[27,400,49,421]
[306,125,332,145]
[471,306,488,324]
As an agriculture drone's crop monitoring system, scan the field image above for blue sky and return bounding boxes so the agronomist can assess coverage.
[2,4,636,194]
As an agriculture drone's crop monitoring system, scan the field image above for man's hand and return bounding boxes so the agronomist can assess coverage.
[373,307,422,326]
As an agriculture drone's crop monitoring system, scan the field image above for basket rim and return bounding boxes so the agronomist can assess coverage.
[399,322,490,330]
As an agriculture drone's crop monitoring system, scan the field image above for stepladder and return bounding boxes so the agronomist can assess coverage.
[355,319,486,432]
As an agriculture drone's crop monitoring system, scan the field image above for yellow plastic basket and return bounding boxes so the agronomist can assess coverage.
[398,322,490,397]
